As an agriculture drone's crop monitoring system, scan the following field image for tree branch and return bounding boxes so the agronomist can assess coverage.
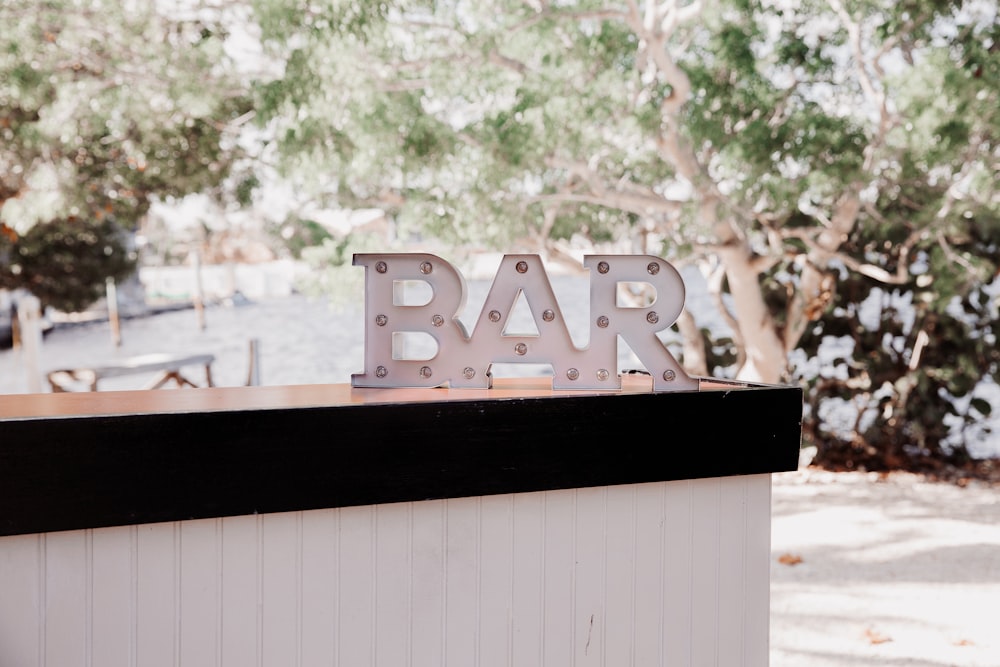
[487,50,529,75]
[937,233,979,276]
[528,191,681,218]
[781,223,925,286]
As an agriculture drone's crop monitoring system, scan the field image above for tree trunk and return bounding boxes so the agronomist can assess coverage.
[712,227,788,384]
[784,192,862,353]
[629,5,790,385]
[676,307,709,377]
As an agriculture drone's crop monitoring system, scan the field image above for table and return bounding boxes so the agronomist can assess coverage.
[46,352,215,392]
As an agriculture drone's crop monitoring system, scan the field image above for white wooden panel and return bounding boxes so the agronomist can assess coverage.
[691,479,722,665]
[542,488,574,667]
[43,531,88,667]
[717,479,748,666]
[91,526,133,667]
[479,494,513,667]
[261,512,300,666]
[179,518,220,667]
[666,480,699,666]
[0,475,773,667]
[135,522,177,667]
[510,492,544,667]
[301,509,338,666]
[444,497,479,666]
[220,514,259,667]
[574,486,607,667]
[410,500,445,666]
[375,502,410,667]
[634,481,666,666]
[337,505,375,666]
[603,485,636,667]
[0,534,42,667]
[745,474,773,662]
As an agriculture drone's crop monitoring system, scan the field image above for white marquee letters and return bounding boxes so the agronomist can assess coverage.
[352,253,698,392]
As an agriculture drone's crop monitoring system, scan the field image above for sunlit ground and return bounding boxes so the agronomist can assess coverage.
[771,468,1000,667]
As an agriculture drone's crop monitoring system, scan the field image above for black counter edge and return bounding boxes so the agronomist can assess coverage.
[0,385,803,536]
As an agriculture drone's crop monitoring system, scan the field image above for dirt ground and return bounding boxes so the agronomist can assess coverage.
[770,467,1000,667]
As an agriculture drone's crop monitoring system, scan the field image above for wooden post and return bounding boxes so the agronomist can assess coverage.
[106,277,122,347]
[192,249,206,331]
[16,295,43,394]
[246,338,260,386]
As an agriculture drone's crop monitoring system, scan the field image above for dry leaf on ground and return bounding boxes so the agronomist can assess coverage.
[777,553,803,566]
[864,627,892,645]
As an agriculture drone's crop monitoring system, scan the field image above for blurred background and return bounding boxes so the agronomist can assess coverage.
[1,0,998,478]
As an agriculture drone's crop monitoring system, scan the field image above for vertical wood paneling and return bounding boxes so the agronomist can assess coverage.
[43,531,88,667]
[541,489,574,667]
[574,486,606,667]
[91,527,133,667]
[375,503,410,667]
[135,522,177,667]
[744,474,772,665]
[409,500,445,667]
[179,519,220,667]
[0,476,774,667]
[444,497,479,666]
[717,478,749,666]
[260,512,300,667]
[337,505,375,667]
[510,492,544,667]
[690,479,722,666]
[661,480,695,666]
[478,494,513,667]
[603,485,635,667]
[220,514,259,667]
[634,481,666,667]
[300,509,338,666]
[0,534,42,667]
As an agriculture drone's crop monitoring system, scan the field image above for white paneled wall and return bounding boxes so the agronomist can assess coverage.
[0,475,771,667]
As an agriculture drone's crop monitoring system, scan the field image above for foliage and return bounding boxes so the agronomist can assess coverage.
[0,0,254,311]
[273,216,335,259]
[294,229,384,306]
[798,217,1000,471]
[0,217,135,313]
[250,0,1000,472]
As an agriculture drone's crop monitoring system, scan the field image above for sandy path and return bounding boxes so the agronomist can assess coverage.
[771,468,1000,667]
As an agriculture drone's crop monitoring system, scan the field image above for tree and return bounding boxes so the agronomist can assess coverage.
[251,0,999,472]
[0,216,135,313]
[0,0,255,312]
